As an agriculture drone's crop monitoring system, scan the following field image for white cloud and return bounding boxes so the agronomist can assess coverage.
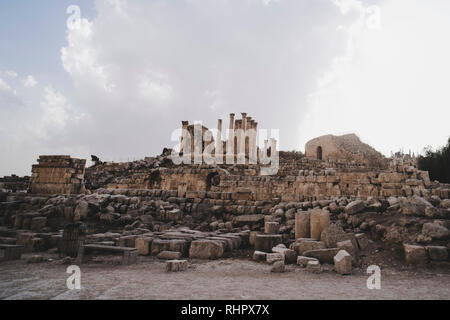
[23,75,38,88]
[0,78,12,92]
[5,71,18,78]
[300,0,450,155]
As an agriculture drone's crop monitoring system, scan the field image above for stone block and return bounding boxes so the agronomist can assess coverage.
[157,250,182,260]
[310,209,330,240]
[271,261,285,273]
[264,222,279,234]
[304,248,340,264]
[295,211,310,239]
[306,260,321,273]
[254,234,282,252]
[135,237,153,255]
[272,246,297,264]
[189,240,224,259]
[166,259,188,272]
[266,252,284,264]
[426,246,448,261]
[334,250,352,275]
[345,200,366,214]
[297,256,318,268]
[404,244,428,265]
[252,250,267,262]
[295,239,326,255]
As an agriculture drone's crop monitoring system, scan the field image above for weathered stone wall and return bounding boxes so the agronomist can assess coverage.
[29,155,86,195]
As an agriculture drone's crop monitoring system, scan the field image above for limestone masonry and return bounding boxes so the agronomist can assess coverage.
[1,113,449,274]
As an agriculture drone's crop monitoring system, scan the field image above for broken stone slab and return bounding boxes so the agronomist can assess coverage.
[334,250,352,275]
[295,211,310,239]
[266,252,284,264]
[425,246,448,261]
[355,233,370,250]
[345,200,366,215]
[249,231,262,247]
[270,261,285,273]
[118,235,139,248]
[320,224,351,248]
[264,222,280,234]
[294,239,326,255]
[310,209,330,240]
[303,248,340,264]
[233,214,264,225]
[252,250,267,262]
[297,256,318,268]
[337,239,356,256]
[422,223,450,240]
[157,250,182,260]
[189,239,224,259]
[135,237,153,255]
[151,239,171,256]
[254,234,282,253]
[272,246,297,264]
[404,244,428,265]
[306,260,321,273]
[166,259,188,272]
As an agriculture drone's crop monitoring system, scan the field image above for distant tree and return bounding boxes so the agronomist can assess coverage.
[417,137,450,183]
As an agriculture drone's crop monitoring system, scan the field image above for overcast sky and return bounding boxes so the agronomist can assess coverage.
[1,0,450,176]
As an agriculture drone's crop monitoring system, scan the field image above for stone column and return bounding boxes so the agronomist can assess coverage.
[226,114,235,164]
[181,121,189,154]
[215,119,223,164]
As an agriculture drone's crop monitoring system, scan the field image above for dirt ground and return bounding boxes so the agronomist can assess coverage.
[1,253,450,300]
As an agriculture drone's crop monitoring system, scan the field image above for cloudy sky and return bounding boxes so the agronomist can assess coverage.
[1,0,450,176]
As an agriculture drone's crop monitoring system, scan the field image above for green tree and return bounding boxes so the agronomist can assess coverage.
[418,137,450,183]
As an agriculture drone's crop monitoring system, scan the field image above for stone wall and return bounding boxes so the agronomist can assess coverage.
[29,155,86,195]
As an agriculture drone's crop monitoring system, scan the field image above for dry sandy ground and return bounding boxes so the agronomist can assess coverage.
[1,254,449,300]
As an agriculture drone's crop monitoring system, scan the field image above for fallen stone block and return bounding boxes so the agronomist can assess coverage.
[157,250,182,260]
[295,211,310,239]
[118,235,139,248]
[337,239,356,256]
[295,239,326,255]
[422,223,449,240]
[355,233,370,250]
[345,200,366,215]
[254,234,282,253]
[310,209,330,240]
[265,222,280,234]
[271,261,285,273]
[252,250,267,262]
[297,256,318,268]
[304,248,340,264]
[249,231,262,247]
[189,239,224,259]
[166,259,188,272]
[334,250,352,275]
[266,252,284,264]
[306,260,321,273]
[320,224,350,248]
[151,239,171,256]
[271,246,297,264]
[135,237,153,255]
[426,246,448,261]
[404,244,428,265]
[233,214,264,225]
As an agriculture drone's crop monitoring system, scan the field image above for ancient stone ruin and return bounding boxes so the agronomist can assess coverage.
[1,114,449,277]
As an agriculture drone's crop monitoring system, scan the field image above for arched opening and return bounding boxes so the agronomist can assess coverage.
[147,170,162,189]
[206,172,220,191]
[316,146,323,160]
